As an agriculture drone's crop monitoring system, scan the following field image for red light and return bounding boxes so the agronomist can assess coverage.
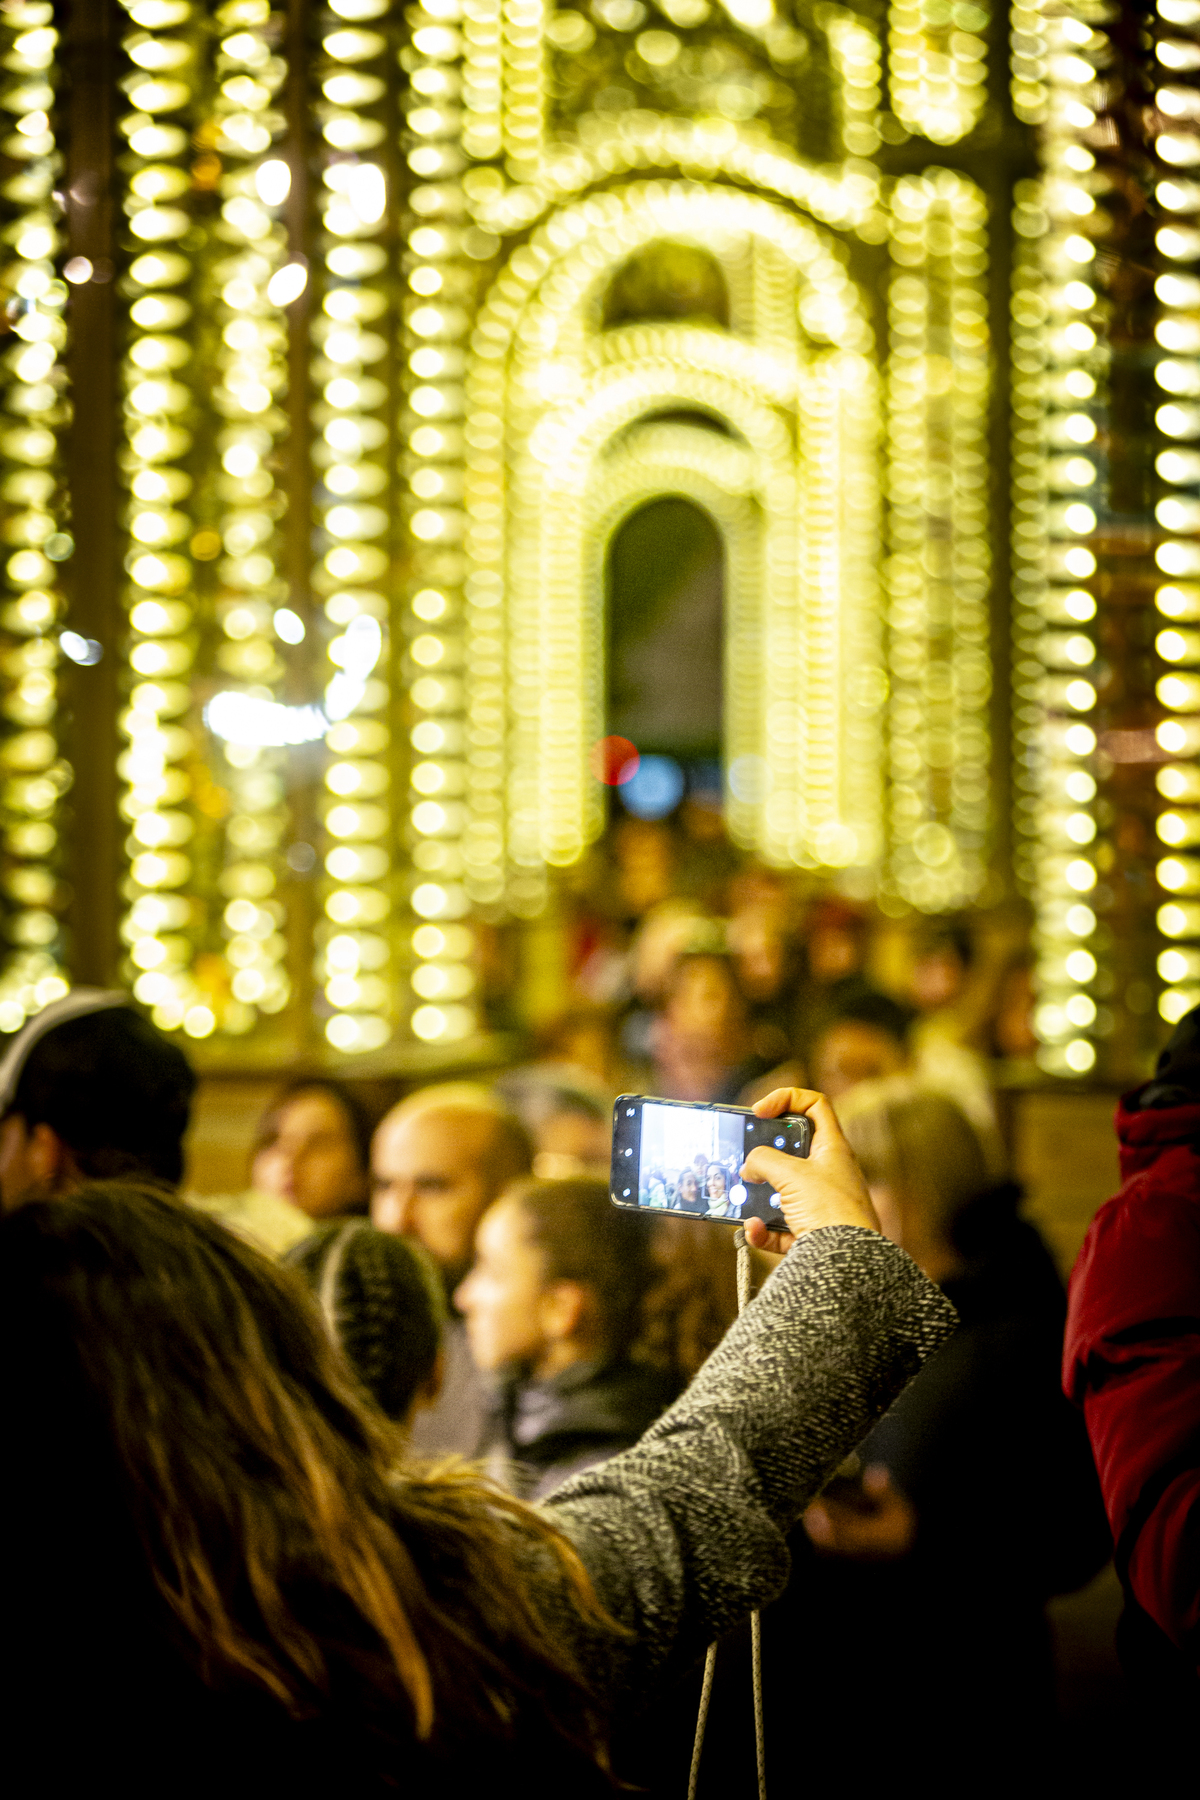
[589,735,640,785]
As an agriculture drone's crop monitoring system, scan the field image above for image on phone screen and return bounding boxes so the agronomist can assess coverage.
[610,1096,810,1227]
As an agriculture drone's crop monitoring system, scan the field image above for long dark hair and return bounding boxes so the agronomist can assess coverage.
[1,1183,610,1769]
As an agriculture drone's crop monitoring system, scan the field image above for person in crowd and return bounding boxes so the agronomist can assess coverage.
[906,921,974,1017]
[492,1064,611,1178]
[775,1083,1108,1779]
[252,1079,378,1222]
[726,866,803,1067]
[643,1170,669,1208]
[2,1091,956,1792]
[809,992,913,1101]
[1064,1003,1200,1738]
[286,1220,445,1431]
[534,1007,623,1089]
[905,920,1005,1169]
[671,1167,705,1214]
[0,988,195,1210]
[651,950,763,1103]
[370,1084,533,1456]
[798,897,875,1017]
[703,1160,731,1218]
[455,1177,679,1498]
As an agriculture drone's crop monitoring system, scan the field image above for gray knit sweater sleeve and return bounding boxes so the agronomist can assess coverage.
[543,1226,958,1703]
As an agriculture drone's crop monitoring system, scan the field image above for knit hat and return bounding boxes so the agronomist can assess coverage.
[285,1221,445,1421]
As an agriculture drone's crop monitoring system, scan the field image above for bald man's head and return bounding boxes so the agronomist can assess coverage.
[370,1086,533,1286]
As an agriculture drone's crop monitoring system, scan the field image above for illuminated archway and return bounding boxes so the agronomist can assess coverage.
[459,179,884,913]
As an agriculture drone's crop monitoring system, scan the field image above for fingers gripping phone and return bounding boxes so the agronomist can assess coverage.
[610,1094,812,1227]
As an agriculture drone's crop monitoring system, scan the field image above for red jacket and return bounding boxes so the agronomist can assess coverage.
[1063,1096,1200,1663]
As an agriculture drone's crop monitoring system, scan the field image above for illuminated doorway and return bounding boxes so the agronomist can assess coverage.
[606,495,724,813]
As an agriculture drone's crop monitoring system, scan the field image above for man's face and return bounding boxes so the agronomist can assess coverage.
[370,1107,503,1284]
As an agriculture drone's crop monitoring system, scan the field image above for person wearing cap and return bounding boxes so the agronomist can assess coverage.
[0,990,196,1210]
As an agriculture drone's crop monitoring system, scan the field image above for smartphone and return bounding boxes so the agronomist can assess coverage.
[610,1094,812,1226]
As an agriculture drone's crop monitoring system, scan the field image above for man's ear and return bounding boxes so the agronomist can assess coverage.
[28,1122,77,1192]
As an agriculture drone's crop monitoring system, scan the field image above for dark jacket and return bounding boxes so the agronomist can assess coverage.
[488,1356,679,1499]
[1064,1061,1200,1713]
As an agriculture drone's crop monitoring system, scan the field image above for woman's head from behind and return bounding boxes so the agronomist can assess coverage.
[253,1079,376,1220]
[840,1082,988,1280]
[286,1220,445,1425]
[456,1177,657,1379]
[1,1181,606,1763]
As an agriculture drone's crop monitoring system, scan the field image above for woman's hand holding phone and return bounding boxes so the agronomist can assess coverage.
[739,1088,880,1253]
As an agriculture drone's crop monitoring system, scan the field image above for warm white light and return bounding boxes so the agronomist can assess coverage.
[273,608,305,644]
[346,163,386,224]
[266,259,308,307]
[254,159,291,207]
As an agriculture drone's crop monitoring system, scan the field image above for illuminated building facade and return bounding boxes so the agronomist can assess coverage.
[0,2,1186,1078]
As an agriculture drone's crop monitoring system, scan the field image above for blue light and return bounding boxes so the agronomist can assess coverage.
[620,754,684,819]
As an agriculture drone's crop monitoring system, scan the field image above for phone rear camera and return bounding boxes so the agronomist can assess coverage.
[625,1146,633,1156]
[774,1135,786,1148]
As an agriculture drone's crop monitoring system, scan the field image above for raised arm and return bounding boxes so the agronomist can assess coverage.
[544,1092,958,1707]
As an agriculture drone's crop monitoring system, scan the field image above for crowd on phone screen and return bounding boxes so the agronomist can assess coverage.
[639,1154,739,1215]
[1,965,1196,1791]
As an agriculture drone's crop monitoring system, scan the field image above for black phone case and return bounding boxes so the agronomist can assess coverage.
[610,1094,812,1226]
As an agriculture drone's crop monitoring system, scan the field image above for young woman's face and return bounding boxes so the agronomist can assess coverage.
[252,1090,366,1219]
[706,1166,727,1199]
[455,1200,554,1374]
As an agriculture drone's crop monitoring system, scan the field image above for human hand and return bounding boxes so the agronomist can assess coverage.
[803,1464,916,1560]
[739,1088,879,1253]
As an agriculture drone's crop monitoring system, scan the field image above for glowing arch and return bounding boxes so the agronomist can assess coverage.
[460,179,884,909]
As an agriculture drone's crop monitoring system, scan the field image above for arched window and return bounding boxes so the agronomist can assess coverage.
[601,241,730,331]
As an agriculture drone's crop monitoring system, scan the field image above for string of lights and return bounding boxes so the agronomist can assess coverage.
[0,1,71,1030]
[886,168,991,913]
[889,0,990,147]
[206,0,292,1037]
[1152,0,1200,1026]
[1010,1,1108,1076]
[313,0,395,1055]
[401,0,479,1046]
[116,0,209,1038]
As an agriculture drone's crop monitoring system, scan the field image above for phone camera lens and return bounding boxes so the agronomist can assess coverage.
[774,1135,786,1148]
[624,1147,633,1156]
[623,1188,631,1197]
[626,1107,634,1117]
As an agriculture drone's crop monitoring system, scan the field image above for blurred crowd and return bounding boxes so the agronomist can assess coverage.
[2,957,1195,1788]
[485,815,1039,1161]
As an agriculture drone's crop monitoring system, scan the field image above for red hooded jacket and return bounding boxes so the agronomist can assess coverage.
[1063,1096,1200,1664]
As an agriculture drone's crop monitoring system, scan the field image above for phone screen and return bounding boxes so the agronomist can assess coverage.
[610,1095,811,1226]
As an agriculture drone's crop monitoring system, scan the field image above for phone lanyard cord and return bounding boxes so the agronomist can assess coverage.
[687,1228,767,1800]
